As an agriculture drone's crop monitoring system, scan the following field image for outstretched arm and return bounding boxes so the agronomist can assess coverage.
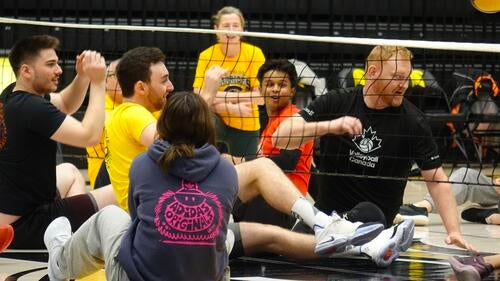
[423,167,476,252]
[272,113,362,149]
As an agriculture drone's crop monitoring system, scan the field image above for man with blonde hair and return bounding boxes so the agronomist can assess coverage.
[274,45,475,266]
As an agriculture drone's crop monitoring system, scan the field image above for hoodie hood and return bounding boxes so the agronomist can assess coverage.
[147,139,221,182]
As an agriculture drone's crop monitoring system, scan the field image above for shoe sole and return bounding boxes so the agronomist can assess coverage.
[0,225,14,253]
[368,220,415,268]
[394,219,415,252]
[315,223,384,256]
[368,239,399,268]
[448,256,481,281]
[393,214,429,226]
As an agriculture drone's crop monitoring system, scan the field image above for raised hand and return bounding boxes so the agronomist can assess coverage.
[75,51,86,78]
[80,51,106,84]
[203,66,228,96]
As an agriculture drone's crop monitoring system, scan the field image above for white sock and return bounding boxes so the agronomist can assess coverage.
[291,197,316,228]
[290,198,339,232]
[313,211,334,233]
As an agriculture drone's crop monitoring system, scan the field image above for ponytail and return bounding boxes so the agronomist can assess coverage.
[158,143,195,174]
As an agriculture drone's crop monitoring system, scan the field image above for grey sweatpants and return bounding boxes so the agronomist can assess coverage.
[424,167,500,213]
[58,205,130,280]
[56,205,232,281]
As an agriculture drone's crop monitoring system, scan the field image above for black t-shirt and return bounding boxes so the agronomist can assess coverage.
[0,85,66,215]
[299,87,441,225]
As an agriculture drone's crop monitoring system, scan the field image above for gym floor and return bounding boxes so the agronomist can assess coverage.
[0,179,498,280]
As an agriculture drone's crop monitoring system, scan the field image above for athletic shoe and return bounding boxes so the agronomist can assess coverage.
[461,207,497,224]
[360,219,415,267]
[394,219,415,252]
[393,204,429,226]
[226,228,235,255]
[448,255,494,281]
[44,217,72,281]
[314,214,384,256]
[0,224,14,253]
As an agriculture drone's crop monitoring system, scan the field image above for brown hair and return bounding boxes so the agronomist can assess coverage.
[9,35,60,77]
[156,92,215,174]
[212,6,245,28]
[116,47,165,98]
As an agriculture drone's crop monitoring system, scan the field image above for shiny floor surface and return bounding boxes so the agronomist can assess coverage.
[0,181,499,280]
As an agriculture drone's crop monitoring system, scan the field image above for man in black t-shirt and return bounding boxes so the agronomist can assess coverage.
[274,45,475,259]
[0,35,116,249]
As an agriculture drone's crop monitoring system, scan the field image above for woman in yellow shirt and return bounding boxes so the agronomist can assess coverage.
[193,6,265,158]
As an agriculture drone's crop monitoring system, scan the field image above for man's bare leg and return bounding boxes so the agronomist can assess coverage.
[239,222,317,260]
[236,157,330,229]
[88,184,117,210]
[57,163,116,209]
[236,158,302,217]
[56,163,86,198]
[235,158,384,255]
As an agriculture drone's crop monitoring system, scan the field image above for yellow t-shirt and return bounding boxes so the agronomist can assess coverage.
[85,95,119,188]
[152,110,162,119]
[104,103,156,211]
[193,42,265,131]
[0,57,15,92]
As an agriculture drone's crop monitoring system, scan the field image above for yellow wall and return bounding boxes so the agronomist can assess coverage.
[0,57,16,92]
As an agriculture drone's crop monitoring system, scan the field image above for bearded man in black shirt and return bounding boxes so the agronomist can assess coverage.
[274,45,475,264]
[0,35,116,249]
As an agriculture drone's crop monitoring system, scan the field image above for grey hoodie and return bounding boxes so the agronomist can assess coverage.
[118,140,238,281]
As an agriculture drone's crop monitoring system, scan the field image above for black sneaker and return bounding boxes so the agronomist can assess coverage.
[393,204,429,226]
[461,207,497,224]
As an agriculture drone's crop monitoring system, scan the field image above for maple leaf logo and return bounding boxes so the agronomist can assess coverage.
[352,127,382,153]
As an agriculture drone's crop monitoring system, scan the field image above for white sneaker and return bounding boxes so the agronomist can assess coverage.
[226,228,235,256]
[314,214,384,256]
[394,219,415,252]
[44,217,72,281]
[361,219,415,267]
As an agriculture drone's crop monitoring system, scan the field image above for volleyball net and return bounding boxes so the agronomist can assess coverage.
[1,17,500,188]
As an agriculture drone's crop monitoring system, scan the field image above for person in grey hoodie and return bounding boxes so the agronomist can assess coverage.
[43,91,238,281]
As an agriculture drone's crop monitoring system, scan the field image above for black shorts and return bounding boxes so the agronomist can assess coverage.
[9,193,98,249]
[232,196,295,230]
[228,222,244,259]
